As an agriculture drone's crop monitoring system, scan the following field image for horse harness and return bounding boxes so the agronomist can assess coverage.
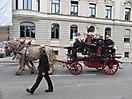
[11,43,38,60]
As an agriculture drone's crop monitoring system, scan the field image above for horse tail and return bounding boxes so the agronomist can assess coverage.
[45,46,57,65]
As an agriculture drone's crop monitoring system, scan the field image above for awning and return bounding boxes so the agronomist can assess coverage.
[0,33,10,37]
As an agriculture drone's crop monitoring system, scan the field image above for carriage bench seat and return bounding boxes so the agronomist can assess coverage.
[77,52,86,55]
[110,56,121,58]
[76,52,86,59]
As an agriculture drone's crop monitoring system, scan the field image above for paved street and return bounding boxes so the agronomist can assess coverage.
[0,59,132,99]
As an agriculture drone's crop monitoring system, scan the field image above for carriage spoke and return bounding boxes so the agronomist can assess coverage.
[103,59,119,75]
[70,62,83,75]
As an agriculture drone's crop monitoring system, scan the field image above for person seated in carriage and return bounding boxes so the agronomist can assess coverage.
[97,34,104,46]
[71,38,85,59]
[65,36,80,55]
[85,33,97,55]
[96,34,105,56]
[103,35,116,56]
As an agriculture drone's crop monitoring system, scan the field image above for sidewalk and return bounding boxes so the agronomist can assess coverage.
[0,57,17,63]
[0,57,39,63]
[0,56,65,63]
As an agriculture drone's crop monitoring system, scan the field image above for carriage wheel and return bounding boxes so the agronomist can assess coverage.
[70,62,83,75]
[103,58,119,75]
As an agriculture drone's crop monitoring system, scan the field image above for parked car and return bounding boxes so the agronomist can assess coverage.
[0,43,6,58]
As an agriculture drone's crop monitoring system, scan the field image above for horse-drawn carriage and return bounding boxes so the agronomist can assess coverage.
[53,34,122,75]
[4,34,122,75]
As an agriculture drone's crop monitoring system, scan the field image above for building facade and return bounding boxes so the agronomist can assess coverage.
[0,0,132,62]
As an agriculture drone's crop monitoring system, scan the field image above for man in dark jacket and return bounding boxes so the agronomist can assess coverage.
[104,35,116,55]
[26,45,53,94]
[96,34,105,56]
[65,36,80,55]
[72,38,85,59]
[85,33,97,54]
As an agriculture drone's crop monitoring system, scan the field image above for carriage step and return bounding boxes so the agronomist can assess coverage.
[110,56,121,58]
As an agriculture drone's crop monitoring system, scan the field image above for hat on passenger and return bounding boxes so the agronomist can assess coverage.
[91,33,94,36]
[100,34,103,37]
[39,44,45,50]
[106,35,109,38]
[94,35,96,38]
[80,38,84,41]
[75,36,79,40]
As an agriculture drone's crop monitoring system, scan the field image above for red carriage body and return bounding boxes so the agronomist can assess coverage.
[84,61,101,68]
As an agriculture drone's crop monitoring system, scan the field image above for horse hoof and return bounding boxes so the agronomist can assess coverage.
[15,73,23,75]
[49,73,53,75]
[31,72,34,74]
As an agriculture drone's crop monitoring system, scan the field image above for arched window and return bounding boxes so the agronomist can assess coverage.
[105,27,111,39]
[89,26,95,32]
[51,23,59,39]
[20,22,35,38]
[70,25,78,39]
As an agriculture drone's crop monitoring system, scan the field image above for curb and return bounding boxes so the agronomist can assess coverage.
[0,57,39,63]
[0,61,39,63]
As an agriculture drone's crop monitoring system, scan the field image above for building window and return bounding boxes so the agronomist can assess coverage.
[105,27,111,39]
[20,22,35,38]
[71,1,78,16]
[89,26,95,32]
[105,5,112,19]
[36,0,40,11]
[89,3,96,17]
[51,23,59,39]
[51,0,60,14]
[70,25,78,39]
[23,0,32,10]
[125,8,131,21]
[124,29,130,42]
[54,51,58,55]
[124,52,129,57]
[16,0,18,9]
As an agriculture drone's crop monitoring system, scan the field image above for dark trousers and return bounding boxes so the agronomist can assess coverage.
[67,47,73,54]
[101,46,107,55]
[89,45,96,54]
[101,46,116,55]
[72,49,83,58]
[31,72,53,92]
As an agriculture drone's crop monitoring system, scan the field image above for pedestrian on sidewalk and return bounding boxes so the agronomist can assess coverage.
[26,44,53,94]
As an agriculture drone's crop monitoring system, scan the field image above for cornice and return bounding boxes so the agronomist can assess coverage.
[12,10,132,27]
[124,0,132,7]
[104,0,114,4]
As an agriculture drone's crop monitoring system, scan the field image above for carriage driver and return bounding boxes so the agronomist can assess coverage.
[65,36,80,55]
[72,38,85,59]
